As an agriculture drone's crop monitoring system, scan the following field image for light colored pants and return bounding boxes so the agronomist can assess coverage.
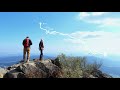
[23,47,30,61]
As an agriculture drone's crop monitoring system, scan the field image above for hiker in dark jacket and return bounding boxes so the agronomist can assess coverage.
[22,36,32,63]
[39,39,44,60]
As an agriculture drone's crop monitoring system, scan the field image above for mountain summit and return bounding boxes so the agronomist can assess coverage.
[0,57,113,78]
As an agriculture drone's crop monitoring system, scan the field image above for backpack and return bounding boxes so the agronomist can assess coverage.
[24,38,29,47]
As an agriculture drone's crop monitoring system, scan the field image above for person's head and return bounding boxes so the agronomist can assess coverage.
[40,39,43,42]
[26,36,29,39]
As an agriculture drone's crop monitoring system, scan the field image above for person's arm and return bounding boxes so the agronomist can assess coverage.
[39,42,40,48]
[39,42,40,50]
[22,39,25,46]
[42,42,44,48]
[29,39,32,45]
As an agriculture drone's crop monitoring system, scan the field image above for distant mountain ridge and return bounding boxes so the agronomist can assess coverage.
[85,55,120,77]
[101,66,120,77]
[86,55,120,67]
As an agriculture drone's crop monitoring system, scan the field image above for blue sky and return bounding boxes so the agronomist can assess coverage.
[0,12,120,57]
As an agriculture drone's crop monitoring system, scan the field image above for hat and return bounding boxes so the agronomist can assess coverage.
[26,36,29,38]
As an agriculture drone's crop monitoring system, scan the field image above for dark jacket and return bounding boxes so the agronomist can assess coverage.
[39,40,44,50]
[22,38,32,47]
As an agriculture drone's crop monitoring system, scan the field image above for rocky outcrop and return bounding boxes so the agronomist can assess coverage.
[0,58,112,78]
[82,70,112,78]
[3,59,63,78]
[91,70,112,78]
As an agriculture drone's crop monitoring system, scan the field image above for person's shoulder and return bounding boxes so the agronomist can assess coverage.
[29,39,32,42]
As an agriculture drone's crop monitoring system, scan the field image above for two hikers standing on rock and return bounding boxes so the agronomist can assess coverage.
[22,37,44,62]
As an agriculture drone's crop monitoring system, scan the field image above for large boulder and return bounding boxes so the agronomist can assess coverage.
[16,62,47,78]
[35,60,63,78]
[7,62,24,70]
[3,60,63,78]
[4,69,25,78]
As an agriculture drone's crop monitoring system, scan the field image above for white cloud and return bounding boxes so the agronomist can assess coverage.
[87,18,120,27]
[39,22,120,56]
[78,12,90,19]
[77,12,120,27]
[78,12,107,19]
[91,12,107,16]
[99,18,120,27]
[65,31,120,55]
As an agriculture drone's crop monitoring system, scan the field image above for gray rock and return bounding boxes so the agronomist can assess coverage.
[92,70,113,78]
[51,58,62,69]
[0,67,8,78]
[35,60,63,78]
[4,59,112,78]
[16,62,47,78]
[3,69,25,78]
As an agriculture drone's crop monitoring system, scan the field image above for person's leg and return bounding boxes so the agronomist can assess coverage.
[40,54,42,60]
[23,48,26,62]
[41,49,43,55]
[27,47,30,62]
[40,49,41,60]
[40,49,43,60]
[41,49,43,60]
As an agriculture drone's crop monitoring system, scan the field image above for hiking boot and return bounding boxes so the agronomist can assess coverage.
[39,58,42,61]
[26,59,29,63]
